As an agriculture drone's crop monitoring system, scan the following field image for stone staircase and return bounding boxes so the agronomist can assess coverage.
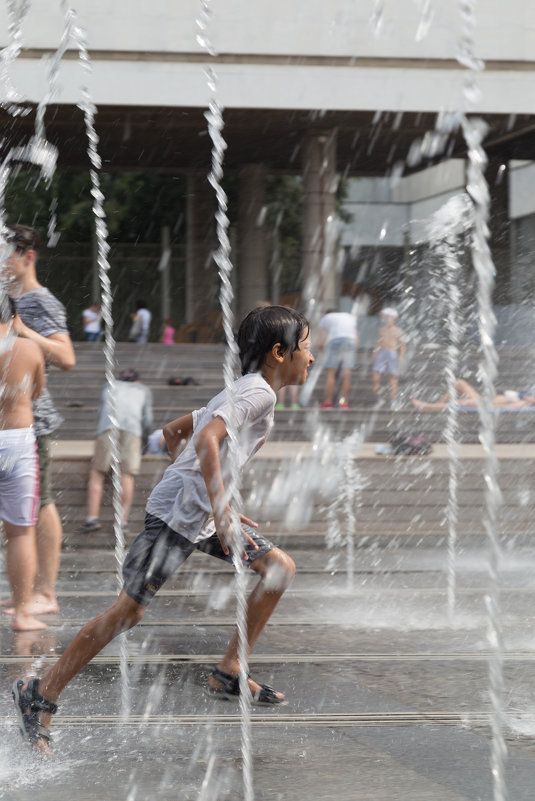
[46,342,535,552]
[47,342,535,443]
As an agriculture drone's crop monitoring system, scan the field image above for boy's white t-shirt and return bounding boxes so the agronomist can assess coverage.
[145,372,276,542]
[318,312,357,342]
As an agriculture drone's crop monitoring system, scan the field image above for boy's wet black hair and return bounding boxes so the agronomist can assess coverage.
[0,292,16,323]
[6,224,40,254]
[237,305,310,376]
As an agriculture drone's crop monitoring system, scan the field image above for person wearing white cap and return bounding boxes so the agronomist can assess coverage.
[371,307,406,408]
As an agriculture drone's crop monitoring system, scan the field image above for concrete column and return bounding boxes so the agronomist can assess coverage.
[237,163,268,320]
[186,172,217,324]
[487,157,511,304]
[301,131,338,321]
[159,226,171,322]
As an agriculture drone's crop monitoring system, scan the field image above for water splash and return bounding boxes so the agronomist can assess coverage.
[426,195,473,617]
[0,0,31,115]
[57,0,130,720]
[456,2,507,798]
[197,3,253,799]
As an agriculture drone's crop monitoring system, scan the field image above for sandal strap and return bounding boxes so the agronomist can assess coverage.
[210,668,284,705]
[210,668,240,696]
[252,682,282,704]
[26,678,58,715]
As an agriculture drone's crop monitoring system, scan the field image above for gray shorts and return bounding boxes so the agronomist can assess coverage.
[324,337,356,370]
[123,513,276,606]
[373,349,398,376]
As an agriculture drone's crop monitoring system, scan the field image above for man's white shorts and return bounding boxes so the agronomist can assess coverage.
[0,427,39,527]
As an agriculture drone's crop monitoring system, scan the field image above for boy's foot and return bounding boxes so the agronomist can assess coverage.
[12,615,49,632]
[274,403,285,410]
[12,678,57,754]
[3,593,59,617]
[290,403,300,410]
[372,397,384,409]
[76,519,102,534]
[207,667,286,705]
[319,402,333,409]
[338,402,349,409]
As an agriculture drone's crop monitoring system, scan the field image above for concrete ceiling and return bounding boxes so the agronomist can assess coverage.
[1,105,534,175]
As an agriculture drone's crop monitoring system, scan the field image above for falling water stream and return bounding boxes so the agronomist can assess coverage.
[0,0,130,718]
[0,1,518,798]
[425,195,472,617]
[62,2,132,722]
[456,1,507,798]
[196,3,254,799]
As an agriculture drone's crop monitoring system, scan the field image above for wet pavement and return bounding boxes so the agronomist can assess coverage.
[2,535,535,800]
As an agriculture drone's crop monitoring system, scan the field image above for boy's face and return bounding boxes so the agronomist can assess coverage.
[4,249,32,290]
[282,332,314,386]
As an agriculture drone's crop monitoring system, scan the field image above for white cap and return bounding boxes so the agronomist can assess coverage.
[381,307,398,318]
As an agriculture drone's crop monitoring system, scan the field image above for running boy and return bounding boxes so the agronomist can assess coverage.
[371,307,406,408]
[0,292,45,631]
[13,305,314,752]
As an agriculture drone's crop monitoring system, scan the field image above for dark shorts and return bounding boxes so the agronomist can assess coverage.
[36,435,54,507]
[122,513,276,606]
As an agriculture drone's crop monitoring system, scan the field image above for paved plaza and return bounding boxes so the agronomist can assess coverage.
[2,441,535,800]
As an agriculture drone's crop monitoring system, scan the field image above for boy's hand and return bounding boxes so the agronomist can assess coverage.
[215,507,259,560]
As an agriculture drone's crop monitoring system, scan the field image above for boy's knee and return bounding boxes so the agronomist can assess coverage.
[112,593,147,630]
[257,549,296,591]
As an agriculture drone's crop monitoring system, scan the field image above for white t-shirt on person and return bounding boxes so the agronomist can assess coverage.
[136,308,151,337]
[145,372,276,542]
[318,312,357,343]
[83,308,101,334]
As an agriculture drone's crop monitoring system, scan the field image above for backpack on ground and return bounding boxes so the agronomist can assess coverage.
[388,432,432,456]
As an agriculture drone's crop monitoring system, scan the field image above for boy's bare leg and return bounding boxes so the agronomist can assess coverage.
[3,522,48,631]
[87,468,105,519]
[388,374,398,400]
[31,503,61,613]
[372,370,381,396]
[209,548,296,699]
[338,368,352,405]
[322,369,336,405]
[120,473,135,523]
[20,591,146,735]
[4,504,61,616]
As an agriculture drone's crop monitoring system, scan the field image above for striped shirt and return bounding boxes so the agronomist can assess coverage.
[15,287,69,437]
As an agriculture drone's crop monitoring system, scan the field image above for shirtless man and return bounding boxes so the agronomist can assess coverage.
[0,292,46,630]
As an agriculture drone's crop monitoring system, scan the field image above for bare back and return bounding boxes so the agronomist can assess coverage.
[0,334,44,429]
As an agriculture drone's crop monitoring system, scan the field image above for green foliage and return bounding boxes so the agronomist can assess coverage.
[5,169,187,244]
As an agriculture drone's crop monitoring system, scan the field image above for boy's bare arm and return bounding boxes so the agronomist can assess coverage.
[372,327,384,357]
[163,413,194,461]
[13,316,75,371]
[195,416,258,557]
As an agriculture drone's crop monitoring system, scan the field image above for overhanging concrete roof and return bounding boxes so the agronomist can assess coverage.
[1,105,534,176]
